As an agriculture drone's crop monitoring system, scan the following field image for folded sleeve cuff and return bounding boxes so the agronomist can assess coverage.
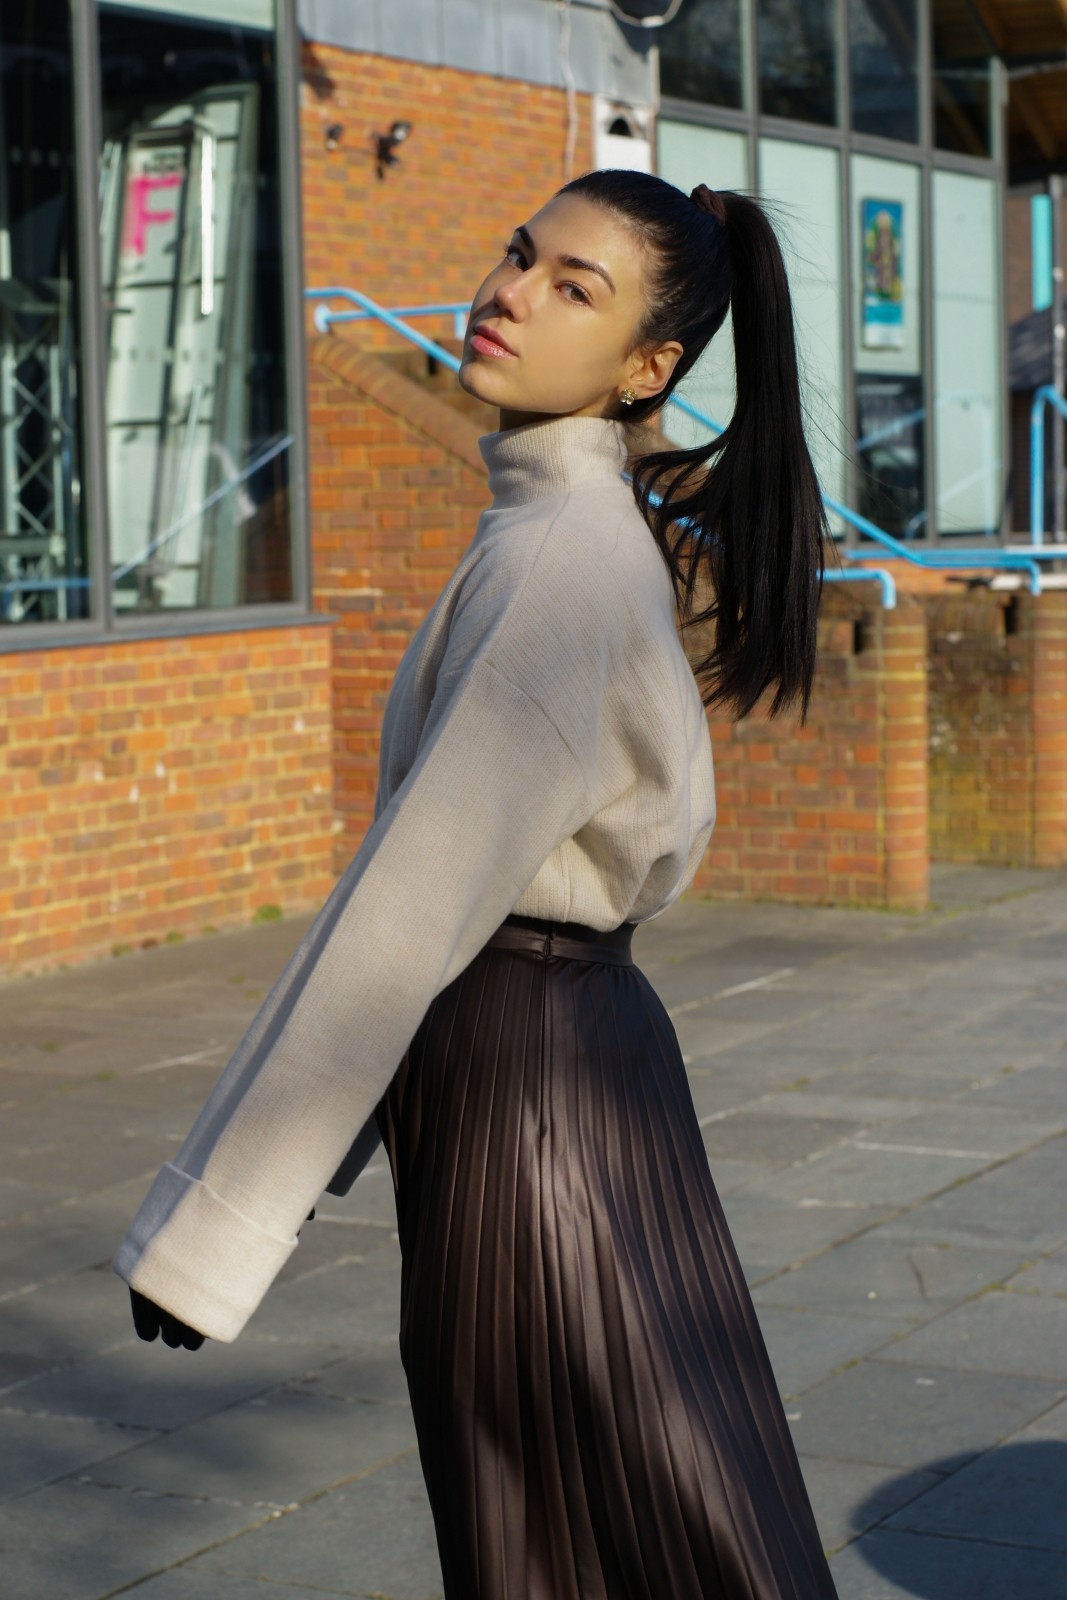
[112,1162,297,1344]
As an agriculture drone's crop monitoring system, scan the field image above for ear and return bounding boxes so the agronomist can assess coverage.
[628,341,684,402]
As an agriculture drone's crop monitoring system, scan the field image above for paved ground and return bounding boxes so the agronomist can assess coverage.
[1,863,1066,1600]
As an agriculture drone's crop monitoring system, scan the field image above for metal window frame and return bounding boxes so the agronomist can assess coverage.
[0,0,313,655]
[654,0,1004,551]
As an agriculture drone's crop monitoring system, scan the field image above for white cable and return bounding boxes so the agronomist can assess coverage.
[605,0,685,28]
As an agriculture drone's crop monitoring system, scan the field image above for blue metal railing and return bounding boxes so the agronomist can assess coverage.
[306,287,1054,602]
[1029,385,1067,544]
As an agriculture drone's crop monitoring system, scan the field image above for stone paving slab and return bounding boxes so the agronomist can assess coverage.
[788,1360,1066,1471]
[0,1476,265,1600]
[2,864,1067,1598]
[186,1451,443,1598]
[796,1457,941,1555]
[752,1306,903,1399]
[121,1574,348,1600]
[827,1526,1067,1599]
[6,1333,346,1434]
[751,1236,1021,1322]
[1006,1243,1067,1295]
[0,1408,156,1502]
[875,1289,1067,1382]
[81,1384,419,1507]
[886,1430,1067,1553]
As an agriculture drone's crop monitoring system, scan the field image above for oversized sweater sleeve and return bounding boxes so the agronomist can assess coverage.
[112,640,595,1343]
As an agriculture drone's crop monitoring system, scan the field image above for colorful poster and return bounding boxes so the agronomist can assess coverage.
[861,199,904,350]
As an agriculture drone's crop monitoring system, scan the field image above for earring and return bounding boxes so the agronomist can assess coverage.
[619,388,637,405]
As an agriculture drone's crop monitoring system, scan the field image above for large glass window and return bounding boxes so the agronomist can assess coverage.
[849,0,919,144]
[759,139,847,527]
[757,0,837,126]
[933,170,1002,537]
[99,0,294,616]
[659,0,745,112]
[931,0,993,157]
[655,122,748,447]
[0,1,88,627]
[852,156,924,538]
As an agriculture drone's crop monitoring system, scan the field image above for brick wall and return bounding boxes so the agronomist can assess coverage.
[0,626,335,976]
[927,589,1067,869]
[301,44,595,347]
[927,592,1032,864]
[690,596,929,911]
[308,336,492,867]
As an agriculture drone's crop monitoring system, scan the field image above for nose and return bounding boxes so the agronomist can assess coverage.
[489,267,528,317]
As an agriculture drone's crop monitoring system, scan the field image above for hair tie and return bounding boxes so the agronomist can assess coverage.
[690,183,727,225]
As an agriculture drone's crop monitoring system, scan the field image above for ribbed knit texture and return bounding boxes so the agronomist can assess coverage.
[112,413,716,1343]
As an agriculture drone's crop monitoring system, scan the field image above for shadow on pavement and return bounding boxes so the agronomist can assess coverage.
[849,1440,1067,1598]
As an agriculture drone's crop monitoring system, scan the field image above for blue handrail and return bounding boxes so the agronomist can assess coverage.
[306,288,1043,600]
[1029,385,1067,544]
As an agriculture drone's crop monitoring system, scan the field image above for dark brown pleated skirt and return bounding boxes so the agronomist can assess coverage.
[373,914,839,1600]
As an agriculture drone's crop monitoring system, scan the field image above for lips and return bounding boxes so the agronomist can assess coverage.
[472,323,517,355]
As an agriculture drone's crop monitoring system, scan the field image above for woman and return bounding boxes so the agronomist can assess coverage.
[116,169,837,1599]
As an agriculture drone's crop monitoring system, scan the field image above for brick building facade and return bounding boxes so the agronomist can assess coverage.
[3,3,1067,977]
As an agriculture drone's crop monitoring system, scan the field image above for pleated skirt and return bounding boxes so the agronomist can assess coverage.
[373,914,839,1600]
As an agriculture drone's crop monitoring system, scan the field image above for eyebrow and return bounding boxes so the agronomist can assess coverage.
[514,224,617,297]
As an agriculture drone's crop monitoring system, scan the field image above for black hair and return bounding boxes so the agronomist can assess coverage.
[555,168,829,721]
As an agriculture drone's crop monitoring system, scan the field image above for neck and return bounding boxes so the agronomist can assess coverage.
[478,412,630,510]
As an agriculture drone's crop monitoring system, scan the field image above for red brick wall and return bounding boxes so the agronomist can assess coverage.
[926,590,1067,869]
[300,44,595,350]
[927,592,1032,864]
[691,597,929,910]
[0,626,335,976]
[1031,591,1067,867]
[308,337,491,868]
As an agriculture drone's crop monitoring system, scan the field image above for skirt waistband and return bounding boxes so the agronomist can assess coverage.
[485,913,635,967]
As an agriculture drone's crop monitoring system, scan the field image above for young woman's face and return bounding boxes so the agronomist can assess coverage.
[458,193,679,430]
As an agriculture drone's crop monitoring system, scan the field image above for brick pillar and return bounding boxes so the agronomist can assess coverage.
[881,597,929,909]
[1031,592,1067,867]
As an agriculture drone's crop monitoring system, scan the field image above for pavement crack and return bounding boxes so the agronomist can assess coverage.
[72,1473,291,1512]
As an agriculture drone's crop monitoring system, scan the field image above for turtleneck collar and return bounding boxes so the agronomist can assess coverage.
[478,413,630,510]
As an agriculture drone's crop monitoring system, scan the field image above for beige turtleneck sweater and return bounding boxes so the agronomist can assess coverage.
[113,413,716,1342]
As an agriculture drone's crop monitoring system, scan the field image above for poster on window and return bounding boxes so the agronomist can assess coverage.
[861,199,904,349]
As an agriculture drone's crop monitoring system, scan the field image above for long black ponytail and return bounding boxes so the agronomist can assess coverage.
[555,169,829,721]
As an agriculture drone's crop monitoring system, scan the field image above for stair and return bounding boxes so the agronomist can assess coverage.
[374,338,498,431]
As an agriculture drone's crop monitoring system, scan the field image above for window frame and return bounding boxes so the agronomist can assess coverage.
[653,0,1007,548]
[1,0,312,653]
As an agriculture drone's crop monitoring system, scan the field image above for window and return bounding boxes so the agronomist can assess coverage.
[852,156,924,538]
[658,0,745,112]
[932,170,1002,537]
[99,1,295,615]
[849,0,919,145]
[0,0,88,626]
[1,0,303,636]
[759,139,847,526]
[758,0,837,126]
[932,0,993,158]
[655,122,747,446]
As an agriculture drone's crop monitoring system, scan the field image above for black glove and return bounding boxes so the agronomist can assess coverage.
[128,1212,316,1349]
[129,1287,206,1350]
[127,1209,315,1350]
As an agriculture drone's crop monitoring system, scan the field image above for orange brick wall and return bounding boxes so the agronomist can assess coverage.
[300,44,595,349]
[926,590,1067,869]
[308,340,490,868]
[0,626,335,976]
[691,597,929,910]
[927,592,1032,864]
